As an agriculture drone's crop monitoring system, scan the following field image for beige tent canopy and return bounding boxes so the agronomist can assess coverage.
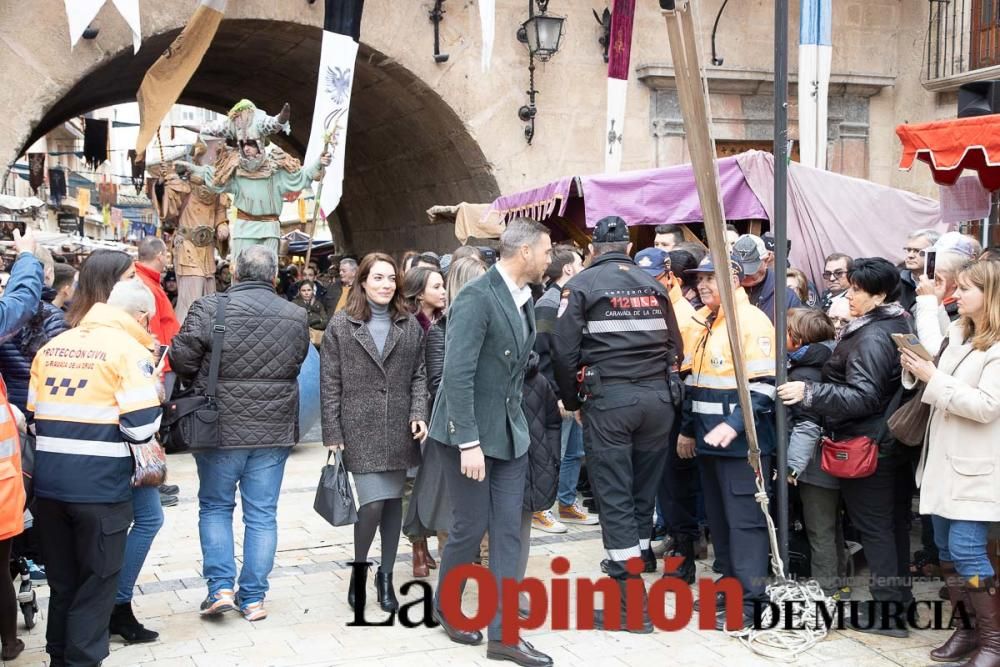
[425,202,504,243]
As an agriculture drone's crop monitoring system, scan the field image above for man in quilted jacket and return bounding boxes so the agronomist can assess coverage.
[169,245,309,623]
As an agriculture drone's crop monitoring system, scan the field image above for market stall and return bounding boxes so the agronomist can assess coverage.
[485,150,944,287]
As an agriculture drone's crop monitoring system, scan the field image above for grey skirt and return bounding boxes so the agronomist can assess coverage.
[352,470,407,506]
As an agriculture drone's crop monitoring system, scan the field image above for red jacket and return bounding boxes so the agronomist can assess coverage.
[135,262,180,370]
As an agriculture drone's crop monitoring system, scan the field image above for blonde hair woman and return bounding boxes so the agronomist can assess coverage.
[902,260,1000,664]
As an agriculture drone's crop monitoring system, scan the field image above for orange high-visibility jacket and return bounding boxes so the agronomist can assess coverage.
[0,377,25,541]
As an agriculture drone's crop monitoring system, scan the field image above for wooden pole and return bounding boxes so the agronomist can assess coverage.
[662,2,764,487]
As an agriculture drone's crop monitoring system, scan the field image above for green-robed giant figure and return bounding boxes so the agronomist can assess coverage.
[177,99,331,260]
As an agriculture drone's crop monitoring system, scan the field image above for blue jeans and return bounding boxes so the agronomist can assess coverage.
[116,485,164,604]
[932,515,995,579]
[194,447,290,606]
[557,416,584,506]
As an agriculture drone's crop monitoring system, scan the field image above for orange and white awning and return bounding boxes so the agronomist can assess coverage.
[897,114,1000,191]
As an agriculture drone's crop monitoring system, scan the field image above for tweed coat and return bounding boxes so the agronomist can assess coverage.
[320,308,428,474]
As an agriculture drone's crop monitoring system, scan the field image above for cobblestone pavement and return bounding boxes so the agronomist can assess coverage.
[9,442,949,666]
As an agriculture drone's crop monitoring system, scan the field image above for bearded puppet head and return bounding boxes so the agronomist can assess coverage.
[200,99,292,171]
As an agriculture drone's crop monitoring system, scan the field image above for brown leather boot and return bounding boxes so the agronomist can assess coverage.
[965,577,1000,667]
[412,539,430,578]
[930,561,977,663]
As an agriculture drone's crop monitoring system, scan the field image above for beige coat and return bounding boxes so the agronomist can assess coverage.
[915,322,1000,521]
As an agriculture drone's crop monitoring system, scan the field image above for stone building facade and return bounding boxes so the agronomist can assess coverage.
[0,0,984,253]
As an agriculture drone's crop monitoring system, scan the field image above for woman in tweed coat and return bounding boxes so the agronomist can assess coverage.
[320,252,428,614]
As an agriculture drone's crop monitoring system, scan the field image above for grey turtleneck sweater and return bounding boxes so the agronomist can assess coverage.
[368,300,392,357]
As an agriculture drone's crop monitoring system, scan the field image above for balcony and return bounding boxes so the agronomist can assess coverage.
[925,0,1000,91]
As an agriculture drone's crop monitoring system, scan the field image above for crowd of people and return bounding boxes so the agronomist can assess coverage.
[0,216,998,667]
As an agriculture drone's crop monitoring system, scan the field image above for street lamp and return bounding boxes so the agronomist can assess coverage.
[516,0,566,144]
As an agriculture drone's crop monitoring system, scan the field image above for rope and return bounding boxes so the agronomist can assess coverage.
[723,468,831,661]
[666,0,832,658]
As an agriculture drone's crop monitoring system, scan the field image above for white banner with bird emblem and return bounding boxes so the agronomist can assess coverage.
[305,30,358,217]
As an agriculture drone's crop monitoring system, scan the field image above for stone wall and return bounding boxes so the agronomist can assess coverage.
[0,0,958,253]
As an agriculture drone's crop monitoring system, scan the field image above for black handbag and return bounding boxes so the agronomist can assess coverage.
[313,451,358,527]
[161,295,228,452]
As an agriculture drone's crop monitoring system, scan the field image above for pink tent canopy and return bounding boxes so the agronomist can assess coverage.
[487,150,944,288]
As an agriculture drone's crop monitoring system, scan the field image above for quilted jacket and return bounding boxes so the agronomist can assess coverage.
[521,352,562,513]
[0,293,67,412]
[320,309,428,474]
[169,281,310,449]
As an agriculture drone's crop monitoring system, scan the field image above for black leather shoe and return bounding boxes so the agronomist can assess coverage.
[109,602,159,643]
[433,607,483,645]
[486,639,553,666]
[375,569,399,612]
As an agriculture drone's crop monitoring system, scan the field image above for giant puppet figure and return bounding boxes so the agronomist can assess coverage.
[151,137,230,322]
[177,100,331,261]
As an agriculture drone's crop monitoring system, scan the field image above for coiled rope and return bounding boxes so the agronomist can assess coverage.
[723,474,831,661]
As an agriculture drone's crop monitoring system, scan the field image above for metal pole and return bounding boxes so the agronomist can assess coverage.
[773,0,790,567]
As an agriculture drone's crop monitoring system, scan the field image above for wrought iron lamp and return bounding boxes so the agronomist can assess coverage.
[516,0,566,144]
[429,0,449,63]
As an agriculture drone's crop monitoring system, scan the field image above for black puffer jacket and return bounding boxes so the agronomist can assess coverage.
[522,352,562,513]
[169,281,310,449]
[804,305,911,443]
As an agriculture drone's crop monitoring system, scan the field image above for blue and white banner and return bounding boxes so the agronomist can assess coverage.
[798,0,832,170]
[305,0,364,216]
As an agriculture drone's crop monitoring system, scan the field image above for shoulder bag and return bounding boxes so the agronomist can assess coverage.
[160,295,228,451]
[888,339,975,447]
[821,384,904,479]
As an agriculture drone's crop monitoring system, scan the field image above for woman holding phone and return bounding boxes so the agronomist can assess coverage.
[903,260,1000,665]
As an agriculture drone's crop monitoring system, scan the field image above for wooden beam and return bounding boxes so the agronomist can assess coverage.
[662,1,763,475]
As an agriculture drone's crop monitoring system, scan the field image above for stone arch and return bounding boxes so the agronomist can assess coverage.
[16,17,499,254]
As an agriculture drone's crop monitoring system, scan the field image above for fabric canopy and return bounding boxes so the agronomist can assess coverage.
[489,157,767,227]
[486,150,944,288]
[737,151,945,290]
[896,114,1000,191]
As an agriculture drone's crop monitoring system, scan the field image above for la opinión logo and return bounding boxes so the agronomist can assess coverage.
[347,556,746,644]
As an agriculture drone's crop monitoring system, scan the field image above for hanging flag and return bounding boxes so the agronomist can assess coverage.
[64,0,142,54]
[604,0,635,173]
[305,0,365,217]
[135,0,227,158]
[479,0,495,72]
[83,118,109,169]
[77,188,91,216]
[798,0,832,170]
[298,197,308,224]
[28,153,46,195]
[48,169,67,204]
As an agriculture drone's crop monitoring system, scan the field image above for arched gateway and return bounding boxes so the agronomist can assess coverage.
[2,2,500,253]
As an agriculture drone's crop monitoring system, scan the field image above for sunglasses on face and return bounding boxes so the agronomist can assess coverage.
[903,247,927,257]
[822,270,847,280]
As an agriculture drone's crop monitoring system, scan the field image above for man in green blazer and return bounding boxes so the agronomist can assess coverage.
[430,219,554,666]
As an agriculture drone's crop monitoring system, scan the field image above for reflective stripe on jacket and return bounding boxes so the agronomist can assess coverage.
[680,289,777,458]
[28,303,162,504]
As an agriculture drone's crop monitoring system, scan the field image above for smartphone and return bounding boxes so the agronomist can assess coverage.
[925,250,937,280]
[155,345,169,372]
[891,333,933,361]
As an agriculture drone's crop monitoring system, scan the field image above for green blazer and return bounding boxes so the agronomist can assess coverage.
[428,266,536,460]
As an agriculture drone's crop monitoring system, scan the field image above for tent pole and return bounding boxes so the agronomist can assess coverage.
[774,0,790,566]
